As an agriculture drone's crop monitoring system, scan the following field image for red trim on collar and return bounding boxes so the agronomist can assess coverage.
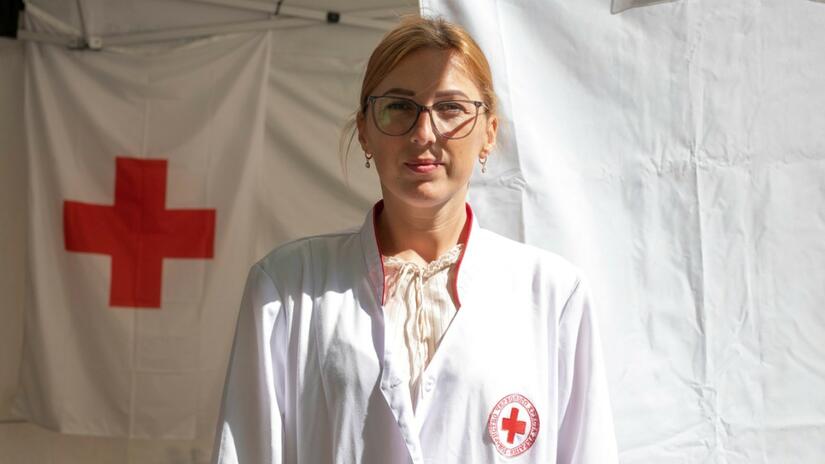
[371,200,472,308]
[452,203,473,309]
[371,200,388,305]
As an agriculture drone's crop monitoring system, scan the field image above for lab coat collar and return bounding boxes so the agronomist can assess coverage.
[359,199,478,308]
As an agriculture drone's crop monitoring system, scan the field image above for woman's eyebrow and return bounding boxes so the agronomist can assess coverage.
[381,88,470,99]
[434,90,469,98]
[382,87,415,96]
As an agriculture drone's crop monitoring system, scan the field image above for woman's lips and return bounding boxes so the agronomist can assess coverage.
[404,162,442,174]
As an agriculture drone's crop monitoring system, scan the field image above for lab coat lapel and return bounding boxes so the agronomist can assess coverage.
[359,201,423,462]
[358,200,479,309]
[405,203,481,417]
[357,200,481,463]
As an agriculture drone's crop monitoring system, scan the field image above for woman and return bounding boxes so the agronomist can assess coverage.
[212,15,618,464]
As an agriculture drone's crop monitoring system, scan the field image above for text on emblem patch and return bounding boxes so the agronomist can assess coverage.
[487,393,540,457]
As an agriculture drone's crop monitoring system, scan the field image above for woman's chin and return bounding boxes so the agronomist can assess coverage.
[394,187,465,210]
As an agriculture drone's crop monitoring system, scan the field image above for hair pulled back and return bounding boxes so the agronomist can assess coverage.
[339,15,498,175]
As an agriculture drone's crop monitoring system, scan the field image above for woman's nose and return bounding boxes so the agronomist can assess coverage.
[410,109,437,145]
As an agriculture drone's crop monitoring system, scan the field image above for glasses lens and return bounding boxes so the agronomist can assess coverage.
[373,97,419,136]
[372,97,480,139]
[432,100,479,139]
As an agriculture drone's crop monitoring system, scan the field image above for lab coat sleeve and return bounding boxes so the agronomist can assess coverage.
[212,263,288,464]
[556,278,619,464]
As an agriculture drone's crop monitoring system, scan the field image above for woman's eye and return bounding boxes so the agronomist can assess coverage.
[435,102,468,113]
[435,102,471,119]
[386,101,415,111]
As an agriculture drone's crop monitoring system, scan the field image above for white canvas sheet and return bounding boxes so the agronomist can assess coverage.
[2,1,393,461]
[422,0,825,462]
[3,0,824,462]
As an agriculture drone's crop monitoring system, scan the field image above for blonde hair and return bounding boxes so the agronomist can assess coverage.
[339,15,499,177]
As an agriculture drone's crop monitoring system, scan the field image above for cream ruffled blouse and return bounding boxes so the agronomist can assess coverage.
[382,243,463,410]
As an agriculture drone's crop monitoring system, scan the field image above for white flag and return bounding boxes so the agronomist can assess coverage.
[15,25,271,439]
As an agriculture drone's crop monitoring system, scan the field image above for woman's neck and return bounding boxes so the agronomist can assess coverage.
[377,194,468,266]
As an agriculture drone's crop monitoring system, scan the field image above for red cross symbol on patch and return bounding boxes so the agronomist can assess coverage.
[64,157,216,308]
[487,393,540,457]
[502,406,527,443]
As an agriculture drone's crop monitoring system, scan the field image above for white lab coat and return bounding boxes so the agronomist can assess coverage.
[212,201,618,464]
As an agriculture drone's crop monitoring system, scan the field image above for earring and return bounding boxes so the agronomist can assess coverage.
[364,152,373,168]
[479,155,488,173]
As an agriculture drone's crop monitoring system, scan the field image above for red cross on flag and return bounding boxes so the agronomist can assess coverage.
[14,30,271,439]
[64,157,216,308]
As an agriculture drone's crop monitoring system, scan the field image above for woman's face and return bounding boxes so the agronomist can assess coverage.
[357,47,498,210]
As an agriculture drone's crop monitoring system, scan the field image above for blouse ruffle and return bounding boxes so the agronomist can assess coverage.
[382,243,463,409]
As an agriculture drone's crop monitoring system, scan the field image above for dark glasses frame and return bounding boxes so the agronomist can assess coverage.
[365,95,489,140]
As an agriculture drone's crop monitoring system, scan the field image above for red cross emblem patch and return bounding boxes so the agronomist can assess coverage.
[487,393,540,457]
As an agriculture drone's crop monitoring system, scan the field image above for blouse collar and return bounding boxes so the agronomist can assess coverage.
[359,199,478,308]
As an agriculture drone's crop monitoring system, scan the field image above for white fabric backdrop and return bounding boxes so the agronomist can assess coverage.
[1,0,397,461]
[2,0,824,462]
[423,0,825,462]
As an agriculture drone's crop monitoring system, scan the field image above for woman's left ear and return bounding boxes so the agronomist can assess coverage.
[356,112,369,153]
[483,114,499,156]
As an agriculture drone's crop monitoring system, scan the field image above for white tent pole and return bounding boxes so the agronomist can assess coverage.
[16,30,82,48]
[16,17,313,49]
[280,5,400,29]
[349,7,418,18]
[103,17,314,47]
[75,0,90,43]
[15,3,410,49]
[185,0,415,19]
[185,0,404,30]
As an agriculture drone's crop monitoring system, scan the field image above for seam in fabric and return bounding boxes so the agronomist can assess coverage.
[558,278,582,325]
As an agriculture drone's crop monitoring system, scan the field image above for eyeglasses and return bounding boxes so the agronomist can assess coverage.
[366,95,488,140]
